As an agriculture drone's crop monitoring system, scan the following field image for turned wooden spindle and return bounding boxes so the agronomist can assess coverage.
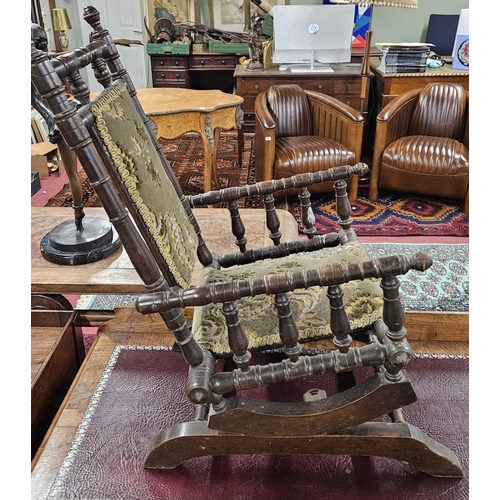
[327,284,352,353]
[275,293,301,361]
[263,194,282,245]
[334,179,353,233]
[298,187,316,238]
[228,200,247,253]
[377,275,414,381]
[222,301,252,371]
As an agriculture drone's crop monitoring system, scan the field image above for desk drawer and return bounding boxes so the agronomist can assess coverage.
[238,78,275,96]
[151,55,189,70]
[190,55,237,70]
[294,79,334,94]
[153,69,189,87]
[332,79,362,95]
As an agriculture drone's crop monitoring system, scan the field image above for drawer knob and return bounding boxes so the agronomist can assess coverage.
[254,84,259,90]
[176,73,180,78]
[318,84,323,89]
[161,73,165,78]
[346,100,351,105]
[200,60,205,65]
[347,82,352,90]
[222,60,226,65]
[160,61,164,66]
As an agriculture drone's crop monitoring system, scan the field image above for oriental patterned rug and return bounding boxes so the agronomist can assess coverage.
[45,132,469,236]
[277,192,469,237]
[45,132,259,208]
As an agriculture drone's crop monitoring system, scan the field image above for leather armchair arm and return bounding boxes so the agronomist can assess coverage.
[254,91,277,182]
[463,92,469,148]
[305,90,365,161]
[368,90,420,200]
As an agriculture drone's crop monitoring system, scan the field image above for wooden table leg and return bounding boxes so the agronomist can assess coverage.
[211,127,222,190]
[237,125,244,167]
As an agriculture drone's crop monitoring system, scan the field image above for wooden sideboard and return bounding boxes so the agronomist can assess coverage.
[369,57,469,109]
[150,52,244,94]
[234,63,371,132]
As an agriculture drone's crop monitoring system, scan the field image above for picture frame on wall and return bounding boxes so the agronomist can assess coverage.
[210,0,286,32]
[145,0,195,34]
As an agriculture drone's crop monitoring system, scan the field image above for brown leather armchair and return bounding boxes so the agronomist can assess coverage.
[254,84,365,200]
[369,82,469,214]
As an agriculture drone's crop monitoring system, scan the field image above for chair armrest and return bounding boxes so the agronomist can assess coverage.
[254,91,277,182]
[305,90,365,161]
[135,251,432,313]
[463,92,469,148]
[369,90,420,199]
[187,163,369,207]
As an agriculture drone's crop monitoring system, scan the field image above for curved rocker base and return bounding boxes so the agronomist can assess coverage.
[208,371,417,436]
[40,218,121,265]
[144,419,463,478]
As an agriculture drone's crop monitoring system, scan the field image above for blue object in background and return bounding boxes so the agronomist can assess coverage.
[323,1,372,48]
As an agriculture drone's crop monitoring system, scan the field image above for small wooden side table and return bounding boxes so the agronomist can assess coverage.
[136,88,244,193]
[31,207,299,296]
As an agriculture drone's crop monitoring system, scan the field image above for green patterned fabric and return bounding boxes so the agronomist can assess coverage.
[91,82,198,289]
[192,240,384,355]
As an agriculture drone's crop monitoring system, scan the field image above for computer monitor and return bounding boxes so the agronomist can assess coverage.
[272,4,355,73]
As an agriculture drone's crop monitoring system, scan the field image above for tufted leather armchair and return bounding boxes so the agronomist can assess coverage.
[368,82,469,214]
[254,84,365,200]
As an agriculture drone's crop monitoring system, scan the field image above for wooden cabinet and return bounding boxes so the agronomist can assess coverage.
[150,53,242,94]
[234,63,370,132]
[151,55,190,88]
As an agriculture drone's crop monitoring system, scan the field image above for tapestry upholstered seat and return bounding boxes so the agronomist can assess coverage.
[31,6,463,479]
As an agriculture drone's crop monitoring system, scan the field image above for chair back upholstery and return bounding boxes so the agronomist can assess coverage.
[266,84,312,138]
[91,82,198,288]
[408,83,467,140]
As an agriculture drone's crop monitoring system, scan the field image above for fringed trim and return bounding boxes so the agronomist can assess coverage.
[91,83,191,289]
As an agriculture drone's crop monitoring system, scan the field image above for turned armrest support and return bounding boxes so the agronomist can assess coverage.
[188,163,369,207]
[136,251,432,314]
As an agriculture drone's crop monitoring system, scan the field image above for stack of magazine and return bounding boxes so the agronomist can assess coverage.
[376,43,432,73]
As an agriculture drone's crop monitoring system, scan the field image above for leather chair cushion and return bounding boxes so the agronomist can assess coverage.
[380,135,469,199]
[274,135,356,179]
[192,240,383,356]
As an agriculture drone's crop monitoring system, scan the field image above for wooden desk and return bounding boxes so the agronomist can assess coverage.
[136,88,244,193]
[234,63,371,132]
[31,207,299,296]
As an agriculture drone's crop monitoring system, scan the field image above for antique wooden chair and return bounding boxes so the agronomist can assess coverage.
[31,7,462,478]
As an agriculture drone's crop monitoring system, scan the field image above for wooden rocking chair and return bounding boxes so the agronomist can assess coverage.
[31,6,463,478]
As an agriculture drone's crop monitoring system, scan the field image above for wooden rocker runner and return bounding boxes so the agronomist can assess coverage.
[31,6,463,479]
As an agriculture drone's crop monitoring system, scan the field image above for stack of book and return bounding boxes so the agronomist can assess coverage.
[376,43,432,73]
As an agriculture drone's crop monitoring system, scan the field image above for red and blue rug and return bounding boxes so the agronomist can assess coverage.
[278,191,469,237]
[46,132,468,237]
